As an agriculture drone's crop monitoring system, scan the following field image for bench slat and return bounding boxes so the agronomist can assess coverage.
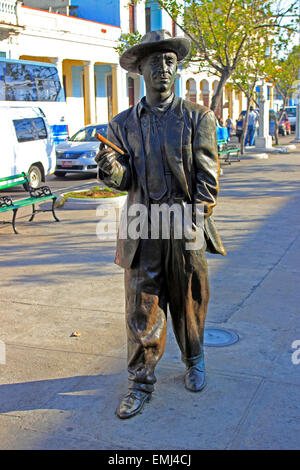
[0,179,28,190]
[0,194,55,212]
[12,195,55,208]
[0,173,27,183]
[0,174,59,233]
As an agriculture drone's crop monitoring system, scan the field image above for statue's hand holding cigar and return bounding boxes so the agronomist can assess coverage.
[94,133,127,176]
[95,144,118,176]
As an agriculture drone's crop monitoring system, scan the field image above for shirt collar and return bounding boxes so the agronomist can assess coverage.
[137,93,175,118]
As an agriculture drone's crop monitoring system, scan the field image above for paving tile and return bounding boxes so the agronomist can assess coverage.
[230,380,300,449]
[15,364,260,450]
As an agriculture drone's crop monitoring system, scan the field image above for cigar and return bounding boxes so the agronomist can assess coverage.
[95,133,125,155]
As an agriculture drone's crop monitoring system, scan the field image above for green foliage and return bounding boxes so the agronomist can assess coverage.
[264,45,300,100]
[119,1,299,111]
[114,31,142,56]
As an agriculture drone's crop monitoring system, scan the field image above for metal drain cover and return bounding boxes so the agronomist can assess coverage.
[204,328,239,347]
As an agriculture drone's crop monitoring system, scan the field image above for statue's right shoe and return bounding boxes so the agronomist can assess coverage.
[116,389,152,419]
[184,364,206,392]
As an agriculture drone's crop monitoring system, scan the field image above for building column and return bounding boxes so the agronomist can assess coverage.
[52,57,64,85]
[140,75,145,98]
[195,78,201,104]
[175,74,182,98]
[255,81,272,150]
[112,64,126,117]
[83,61,96,125]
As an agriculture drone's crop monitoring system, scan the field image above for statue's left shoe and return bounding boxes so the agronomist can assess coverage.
[116,389,152,419]
[184,364,206,392]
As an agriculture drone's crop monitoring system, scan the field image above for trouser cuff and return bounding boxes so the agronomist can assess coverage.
[183,354,205,369]
[128,381,154,393]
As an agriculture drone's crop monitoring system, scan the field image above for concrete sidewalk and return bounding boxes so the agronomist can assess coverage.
[0,143,300,450]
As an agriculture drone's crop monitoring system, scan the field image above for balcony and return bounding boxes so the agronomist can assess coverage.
[0,0,17,24]
[0,0,24,39]
[19,4,121,45]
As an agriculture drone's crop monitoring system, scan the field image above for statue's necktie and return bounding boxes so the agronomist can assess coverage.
[145,113,168,201]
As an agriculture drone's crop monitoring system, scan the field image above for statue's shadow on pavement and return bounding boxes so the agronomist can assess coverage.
[0,371,125,415]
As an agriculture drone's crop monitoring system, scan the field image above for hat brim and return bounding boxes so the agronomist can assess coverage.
[120,37,190,73]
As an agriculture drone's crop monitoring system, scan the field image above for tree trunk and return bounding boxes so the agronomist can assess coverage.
[274,119,279,145]
[210,69,231,113]
[240,96,252,155]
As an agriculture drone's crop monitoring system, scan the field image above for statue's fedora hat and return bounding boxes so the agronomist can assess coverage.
[120,30,190,73]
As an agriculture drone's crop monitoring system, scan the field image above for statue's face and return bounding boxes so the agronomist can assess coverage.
[140,51,177,93]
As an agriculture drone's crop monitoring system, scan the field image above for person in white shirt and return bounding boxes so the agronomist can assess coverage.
[245,106,258,146]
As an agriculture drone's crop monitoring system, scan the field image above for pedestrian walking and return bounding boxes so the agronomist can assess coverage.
[245,106,258,146]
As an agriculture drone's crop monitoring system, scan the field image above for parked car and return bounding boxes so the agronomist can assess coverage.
[54,124,108,176]
[281,106,296,132]
[0,105,56,188]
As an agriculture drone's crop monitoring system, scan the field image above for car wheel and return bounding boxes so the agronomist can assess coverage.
[54,171,67,177]
[29,165,42,189]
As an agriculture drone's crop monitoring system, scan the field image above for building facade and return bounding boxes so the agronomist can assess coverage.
[0,0,126,134]
[0,0,275,135]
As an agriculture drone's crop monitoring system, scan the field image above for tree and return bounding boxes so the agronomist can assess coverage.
[119,0,299,113]
[231,35,267,153]
[264,44,300,125]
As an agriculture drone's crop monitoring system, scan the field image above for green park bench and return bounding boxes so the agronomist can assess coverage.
[218,139,241,164]
[0,172,59,234]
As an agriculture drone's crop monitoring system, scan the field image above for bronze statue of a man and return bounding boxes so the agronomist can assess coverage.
[95,30,226,419]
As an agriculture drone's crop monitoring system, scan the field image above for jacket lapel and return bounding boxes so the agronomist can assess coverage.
[124,105,148,198]
[164,97,191,200]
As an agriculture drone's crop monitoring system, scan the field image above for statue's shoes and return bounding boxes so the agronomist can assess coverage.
[116,389,152,419]
[184,365,206,392]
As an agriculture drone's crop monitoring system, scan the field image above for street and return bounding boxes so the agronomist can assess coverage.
[47,172,99,195]
[1,172,98,199]
[1,133,295,200]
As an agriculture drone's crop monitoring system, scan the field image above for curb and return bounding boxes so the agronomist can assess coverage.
[240,153,269,159]
[56,191,127,210]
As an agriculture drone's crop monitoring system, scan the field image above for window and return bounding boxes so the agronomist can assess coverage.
[286,107,296,117]
[5,63,37,101]
[13,117,47,143]
[145,7,151,33]
[69,128,92,142]
[32,65,61,101]
[1,62,62,102]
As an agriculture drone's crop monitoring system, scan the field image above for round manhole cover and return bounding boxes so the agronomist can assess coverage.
[204,328,239,347]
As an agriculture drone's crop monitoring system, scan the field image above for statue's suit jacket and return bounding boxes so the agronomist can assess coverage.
[98,95,226,269]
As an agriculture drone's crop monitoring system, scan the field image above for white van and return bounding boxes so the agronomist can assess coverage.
[0,106,56,188]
